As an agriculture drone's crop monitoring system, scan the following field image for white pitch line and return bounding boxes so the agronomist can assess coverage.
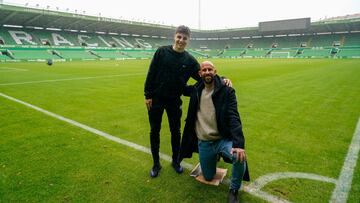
[0,92,260,201]
[0,73,144,86]
[243,172,338,203]
[330,118,360,203]
[0,67,28,71]
[0,70,27,73]
[249,172,337,189]
[0,67,28,72]
[0,91,172,162]
[0,92,193,171]
[243,186,291,203]
[4,91,355,203]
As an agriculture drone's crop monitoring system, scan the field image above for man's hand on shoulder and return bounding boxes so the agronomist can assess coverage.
[145,98,152,111]
[223,78,232,87]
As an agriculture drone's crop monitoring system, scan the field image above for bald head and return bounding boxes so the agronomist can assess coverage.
[199,61,217,85]
[200,61,215,70]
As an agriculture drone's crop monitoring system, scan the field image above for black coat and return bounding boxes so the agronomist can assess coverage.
[180,75,250,181]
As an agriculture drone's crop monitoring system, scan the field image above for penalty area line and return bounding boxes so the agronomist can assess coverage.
[0,67,28,71]
[0,92,192,169]
[0,73,144,86]
[0,92,291,203]
[0,67,28,72]
[330,117,360,203]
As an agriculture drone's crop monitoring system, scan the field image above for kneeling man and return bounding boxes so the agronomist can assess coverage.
[180,61,250,203]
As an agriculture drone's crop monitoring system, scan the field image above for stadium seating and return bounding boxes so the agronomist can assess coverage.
[0,52,9,60]
[336,47,360,58]
[1,26,360,61]
[344,34,360,46]
[93,50,126,59]
[121,49,155,59]
[11,50,55,60]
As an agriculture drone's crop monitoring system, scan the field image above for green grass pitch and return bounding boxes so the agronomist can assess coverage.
[0,58,359,202]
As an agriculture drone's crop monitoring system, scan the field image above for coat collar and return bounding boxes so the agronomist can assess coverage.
[195,75,225,96]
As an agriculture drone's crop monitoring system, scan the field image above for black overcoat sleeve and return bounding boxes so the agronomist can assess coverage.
[227,88,245,149]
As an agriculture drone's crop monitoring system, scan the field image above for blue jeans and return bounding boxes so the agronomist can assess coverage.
[198,139,246,190]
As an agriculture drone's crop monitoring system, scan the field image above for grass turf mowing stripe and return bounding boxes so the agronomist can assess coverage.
[330,118,360,203]
[0,91,315,203]
[0,73,144,86]
[0,92,193,168]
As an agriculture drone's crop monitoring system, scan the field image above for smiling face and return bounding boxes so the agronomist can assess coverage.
[199,61,217,85]
[173,33,189,52]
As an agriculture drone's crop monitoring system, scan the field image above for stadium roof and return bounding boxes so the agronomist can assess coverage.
[1,3,360,38]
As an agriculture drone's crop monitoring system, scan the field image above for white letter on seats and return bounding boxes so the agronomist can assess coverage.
[8,30,37,45]
[135,38,152,48]
[97,36,111,47]
[52,33,74,46]
[78,35,98,47]
[111,37,134,48]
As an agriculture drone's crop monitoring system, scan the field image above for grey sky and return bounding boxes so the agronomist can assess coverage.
[3,0,360,30]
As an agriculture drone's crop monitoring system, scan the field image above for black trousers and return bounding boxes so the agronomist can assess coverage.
[148,97,182,165]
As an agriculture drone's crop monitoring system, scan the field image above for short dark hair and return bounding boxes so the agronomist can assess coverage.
[175,25,191,36]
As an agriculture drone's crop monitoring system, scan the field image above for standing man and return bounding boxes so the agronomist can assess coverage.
[145,25,231,178]
[180,61,249,203]
[144,25,200,177]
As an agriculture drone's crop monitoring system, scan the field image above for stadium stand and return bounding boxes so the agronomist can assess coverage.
[336,47,360,58]
[0,3,359,61]
[93,49,125,59]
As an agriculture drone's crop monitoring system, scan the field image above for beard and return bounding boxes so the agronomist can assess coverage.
[202,75,214,84]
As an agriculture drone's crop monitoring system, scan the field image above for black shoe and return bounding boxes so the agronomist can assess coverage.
[228,189,239,203]
[171,161,184,174]
[150,164,162,178]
